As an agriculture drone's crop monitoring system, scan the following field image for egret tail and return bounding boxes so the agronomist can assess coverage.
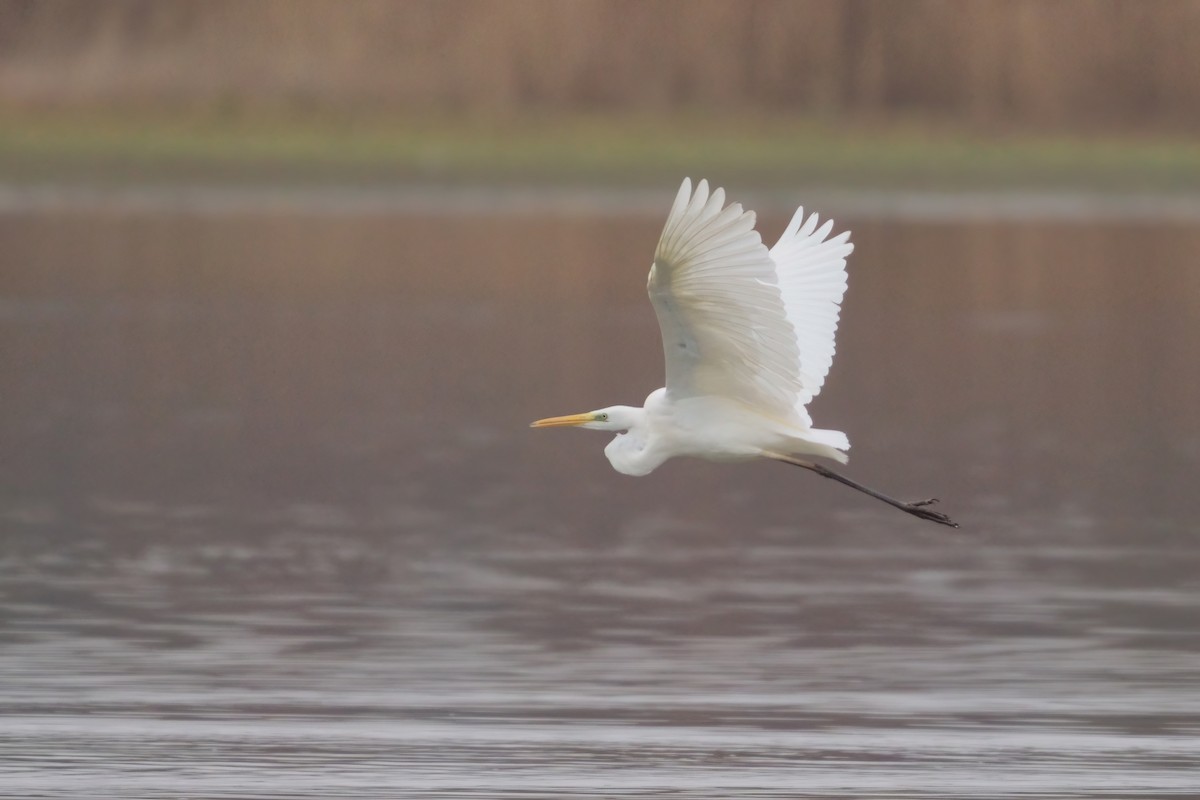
[796,427,850,463]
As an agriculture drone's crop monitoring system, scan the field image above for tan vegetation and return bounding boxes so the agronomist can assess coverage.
[1,0,1198,133]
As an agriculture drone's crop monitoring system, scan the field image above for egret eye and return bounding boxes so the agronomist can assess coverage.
[597,413,608,421]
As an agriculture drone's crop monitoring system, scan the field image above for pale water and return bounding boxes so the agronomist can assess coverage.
[1,196,1198,797]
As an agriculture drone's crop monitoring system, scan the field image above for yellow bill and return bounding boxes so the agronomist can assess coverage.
[530,413,596,428]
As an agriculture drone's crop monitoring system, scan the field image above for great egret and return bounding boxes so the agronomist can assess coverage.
[532,178,957,528]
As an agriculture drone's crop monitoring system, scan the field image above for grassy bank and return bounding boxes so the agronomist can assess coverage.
[2,112,1199,191]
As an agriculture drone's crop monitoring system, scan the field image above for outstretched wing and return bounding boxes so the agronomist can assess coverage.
[769,206,853,412]
[648,178,804,418]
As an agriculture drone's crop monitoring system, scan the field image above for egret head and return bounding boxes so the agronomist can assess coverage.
[530,405,640,432]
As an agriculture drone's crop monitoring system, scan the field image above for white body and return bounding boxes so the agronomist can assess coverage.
[533,178,854,477]
[603,389,847,476]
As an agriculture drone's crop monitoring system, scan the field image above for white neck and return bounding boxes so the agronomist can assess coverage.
[600,395,668,476]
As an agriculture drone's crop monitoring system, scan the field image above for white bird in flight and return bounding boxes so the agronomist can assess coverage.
[532,178,957,528]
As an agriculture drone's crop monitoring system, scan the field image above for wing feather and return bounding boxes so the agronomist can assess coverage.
[768,206,853,411]
[648,178,805,417]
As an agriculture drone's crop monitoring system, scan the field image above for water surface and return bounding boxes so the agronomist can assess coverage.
[1,199,1198,797]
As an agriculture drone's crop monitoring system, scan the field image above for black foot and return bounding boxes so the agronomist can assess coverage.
[899,498,959,528]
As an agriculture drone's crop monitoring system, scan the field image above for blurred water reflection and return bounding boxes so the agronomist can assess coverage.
[1,204,1198,797]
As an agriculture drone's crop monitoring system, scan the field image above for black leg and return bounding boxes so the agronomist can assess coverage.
[767,454,960,529]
